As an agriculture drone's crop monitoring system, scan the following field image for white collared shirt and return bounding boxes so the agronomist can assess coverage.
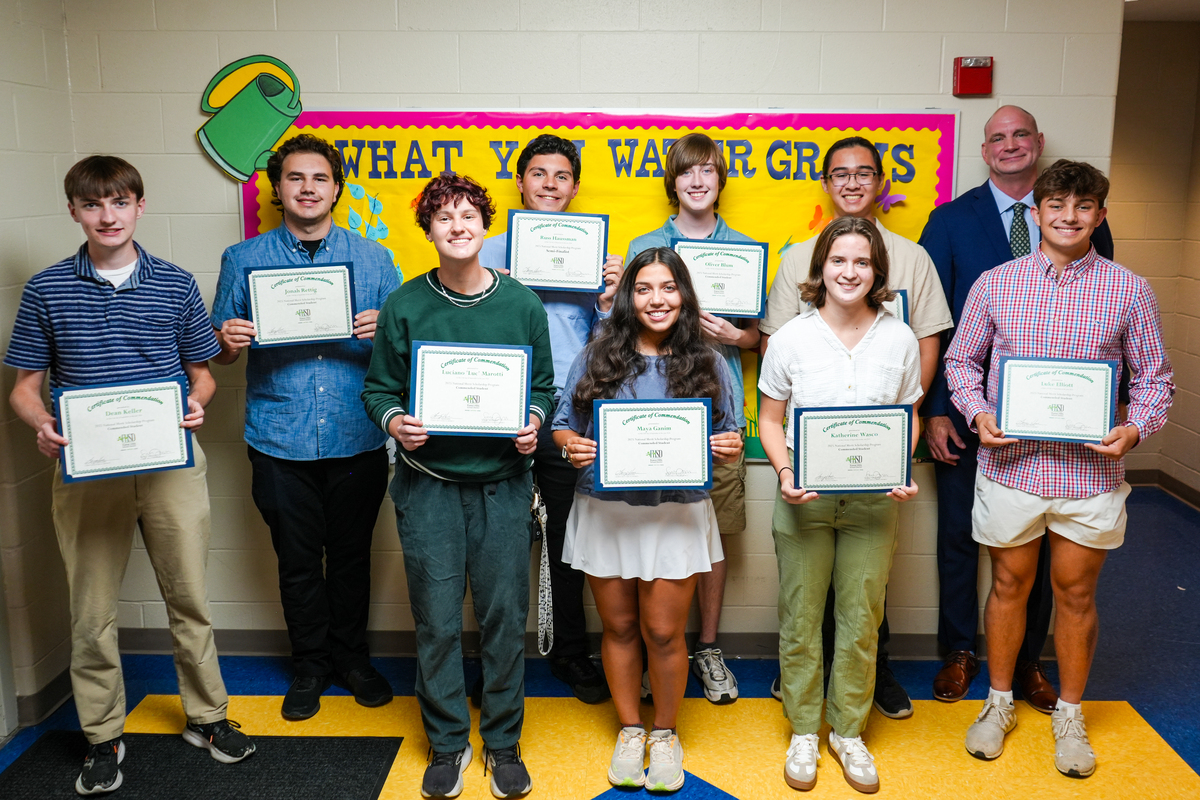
[988,180,1041,253]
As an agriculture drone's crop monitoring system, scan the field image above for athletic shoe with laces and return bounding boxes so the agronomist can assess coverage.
[770,672,782,700]
[75,737,124,795]
[422,743,472,799]
[828,731,879,794]
[691,647,738,704]
[965,696,1017,760]
[608,726,648,787]
[182,718,256,763]
[872,660,913,719]
[1051,704,1096,778]
[640,670,652,702]
[645,729,684,792]
[783,732,820,790]
[484,743,532,798]
[549,655,610,705]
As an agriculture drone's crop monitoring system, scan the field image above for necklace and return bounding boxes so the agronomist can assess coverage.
[427,268,498,308]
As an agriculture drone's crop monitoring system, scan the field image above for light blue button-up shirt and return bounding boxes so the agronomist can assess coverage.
[211,223,401,460]
[988,180,1041,254]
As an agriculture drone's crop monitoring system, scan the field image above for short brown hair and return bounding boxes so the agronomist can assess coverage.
[414,173,496,233]
[800,216,894,309]
[266,133,346,209]
[664,133,728,209]
[64,155,144,203]
[1033,159,1109,207]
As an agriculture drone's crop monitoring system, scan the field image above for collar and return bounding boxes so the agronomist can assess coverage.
[988,180,1035,215]
[664,213,729,241]
[1033,245,1098,280]
[272,221,339,257]
[72,241,154,290]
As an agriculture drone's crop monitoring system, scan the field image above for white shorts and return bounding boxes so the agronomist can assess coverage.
[971,471,1129,550]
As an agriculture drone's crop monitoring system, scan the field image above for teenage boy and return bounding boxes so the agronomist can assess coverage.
[945,160,1172,777]
[625,132,758,705]
[478,134,622,704]
[363,173,555,799]
[761,136,954,719]
[211,134,400,721]
[5,156,254,795]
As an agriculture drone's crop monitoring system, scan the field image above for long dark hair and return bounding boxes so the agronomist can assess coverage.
[573,247,726,423]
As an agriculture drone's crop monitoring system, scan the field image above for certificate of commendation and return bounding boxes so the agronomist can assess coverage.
[792,405,912,493]
[995,357,1117,443]
[53,377,193,483]
[671,239,768,318]
[410,341,532,437]
[882,288,909,326]
[245,262,357,347]
[593,399,713,492]
[505,209,608,291]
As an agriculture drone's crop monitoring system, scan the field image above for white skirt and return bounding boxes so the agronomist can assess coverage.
[563,493,724,581]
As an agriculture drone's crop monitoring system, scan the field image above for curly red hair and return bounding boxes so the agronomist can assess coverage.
[413,173,496,233]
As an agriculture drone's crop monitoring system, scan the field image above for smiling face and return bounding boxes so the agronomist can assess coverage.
[674,161,721,216]
[982,106,1044,182]
[515,154,579,213]
[821,146,880,220]
[276,152,339,230]
[68,192,145,259]
[632,262,682,343]
[1032,193,1106,262]
[426,196,487,264]
[820,233,876,309]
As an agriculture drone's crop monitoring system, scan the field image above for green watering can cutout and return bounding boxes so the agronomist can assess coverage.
[197,55,302,182]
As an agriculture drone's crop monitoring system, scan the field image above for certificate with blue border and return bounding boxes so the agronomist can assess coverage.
[995,357,1118,444]
[53,377,194,483]
[409,341,532,437]
[671,238,768,318]
[792,405,912,493]
[506,209,608,292]
[593,399,713,492]
[244,262,357,348]
[882,288,909,326]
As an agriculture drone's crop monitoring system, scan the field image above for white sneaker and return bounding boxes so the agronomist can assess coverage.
[1051,704,1096,778]
[640,670,652,702]
[965,696,1017,760]
[691,647,739,704]
[828,731,879,794]
[607,726,647,787]
[645,730,684,792]
[784,732,820,790]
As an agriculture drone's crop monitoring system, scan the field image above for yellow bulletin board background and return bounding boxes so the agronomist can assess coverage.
[240,109,959,456]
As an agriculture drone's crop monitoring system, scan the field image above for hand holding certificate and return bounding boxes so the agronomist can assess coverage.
[506,209,609,292]
[792,406,913,494]
[994,357,1118,444]
[593,399,713,491]
[672,238,768,318]
[245,262,357,347]
[409,341,532,437]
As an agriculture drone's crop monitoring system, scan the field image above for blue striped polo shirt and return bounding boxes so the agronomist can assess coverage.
[4,243,221,388]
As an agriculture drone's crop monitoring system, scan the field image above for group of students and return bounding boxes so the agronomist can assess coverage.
[3,105,1174,799]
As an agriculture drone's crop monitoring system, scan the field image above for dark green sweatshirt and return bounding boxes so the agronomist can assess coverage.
[362,269,555,482]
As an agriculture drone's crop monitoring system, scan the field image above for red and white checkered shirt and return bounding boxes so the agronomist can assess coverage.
[945,247,1173,498]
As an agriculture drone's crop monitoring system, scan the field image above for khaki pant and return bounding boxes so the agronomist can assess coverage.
[52,441,228,743]
[710,430,747,535]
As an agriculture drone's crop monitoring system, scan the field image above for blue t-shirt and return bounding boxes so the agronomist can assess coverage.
[211,223,401,461]
[552,352,738,506]
[625,215,753,428]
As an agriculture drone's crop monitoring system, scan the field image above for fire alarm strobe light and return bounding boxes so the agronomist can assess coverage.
[953,56,993,96]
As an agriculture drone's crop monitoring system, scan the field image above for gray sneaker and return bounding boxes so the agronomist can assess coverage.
[607,726,647,787]
[1051,704,1096,778]
[965,697,1017,760]
[783,732,820,790]
[828,731,879,794]
[640,670,652,702]
[645,730,684,792]
[691,647,738,704]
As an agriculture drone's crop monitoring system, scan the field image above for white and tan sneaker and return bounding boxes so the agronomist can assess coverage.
[828,731,878,794]
[784,732,820,790]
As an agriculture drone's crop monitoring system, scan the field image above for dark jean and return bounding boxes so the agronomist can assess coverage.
[391,457,533,752]
[248,445,388,677]
[533,424,588,660]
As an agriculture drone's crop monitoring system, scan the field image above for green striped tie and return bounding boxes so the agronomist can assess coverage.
[1010,201,1030,258]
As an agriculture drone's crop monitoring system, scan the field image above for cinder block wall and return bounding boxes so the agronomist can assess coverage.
[1,0,1135,717]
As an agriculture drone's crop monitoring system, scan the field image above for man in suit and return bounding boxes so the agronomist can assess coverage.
[918,105,1114,711]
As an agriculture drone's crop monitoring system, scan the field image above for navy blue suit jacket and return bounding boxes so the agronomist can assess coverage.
[918,179,1114,417]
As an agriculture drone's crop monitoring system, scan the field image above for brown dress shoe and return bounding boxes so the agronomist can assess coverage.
[1016,659,1058,714]
[933,650,980,702]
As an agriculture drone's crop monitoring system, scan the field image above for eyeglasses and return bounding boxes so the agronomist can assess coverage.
[825,170,878,187]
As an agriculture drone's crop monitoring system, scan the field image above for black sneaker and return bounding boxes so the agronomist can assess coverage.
[469,674,483,709]
[484,743,532,798]
[422,743,472,798]
[548,655,610,704]
[75,737,124,795]
[336,664,393,708]
[873,660,913,719]
[281,674,331,720]
[182,718,256,763]
[770,672,782,700]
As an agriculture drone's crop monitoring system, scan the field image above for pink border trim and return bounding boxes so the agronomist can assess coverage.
[241,110,956,241]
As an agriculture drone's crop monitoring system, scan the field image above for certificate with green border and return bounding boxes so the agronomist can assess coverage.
[506,209,608,292]
[53,377,193,483]
[593,399,713,491]
[245,262,356,347]
[671,238,768,318]
[882,288,909,326]
[792,405,912,493]
[410,341,532,437]
[995,357,1118,444]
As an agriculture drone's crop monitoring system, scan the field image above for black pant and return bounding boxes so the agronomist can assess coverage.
[534,425,589,661]
[934,407,1052,660]
[248,445,389,676]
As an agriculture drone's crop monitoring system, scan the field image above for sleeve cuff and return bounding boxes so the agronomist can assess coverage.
[379,406,404,433]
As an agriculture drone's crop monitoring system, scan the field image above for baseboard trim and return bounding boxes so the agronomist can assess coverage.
[16,668,72,727]
[1127,469,1200,510]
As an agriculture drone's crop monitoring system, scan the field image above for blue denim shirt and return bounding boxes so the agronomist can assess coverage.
[479,231,609,395]
[211,223,401,460]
